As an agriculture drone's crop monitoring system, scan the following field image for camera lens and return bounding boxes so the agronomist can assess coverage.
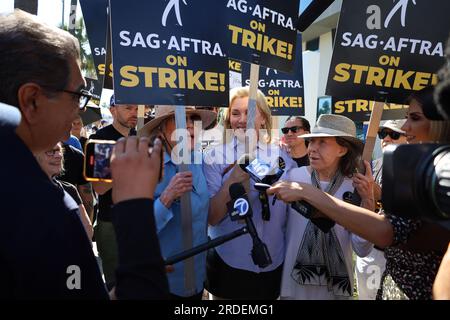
[423,146,450,219]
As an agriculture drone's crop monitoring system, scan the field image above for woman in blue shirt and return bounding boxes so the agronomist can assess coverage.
[139,105,216,300]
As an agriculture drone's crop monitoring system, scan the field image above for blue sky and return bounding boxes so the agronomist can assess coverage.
[300,0,314,14]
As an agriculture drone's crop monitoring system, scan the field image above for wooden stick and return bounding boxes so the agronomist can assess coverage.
[137,105,145,131]
[362,101,384,164]
[174,105,196,296]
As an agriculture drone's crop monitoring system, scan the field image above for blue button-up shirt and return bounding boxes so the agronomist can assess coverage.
[153,152,209,297]
[203,138,295,273]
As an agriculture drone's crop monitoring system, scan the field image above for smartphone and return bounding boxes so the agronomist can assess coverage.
[84,139,115,182]
[83,138,165,183]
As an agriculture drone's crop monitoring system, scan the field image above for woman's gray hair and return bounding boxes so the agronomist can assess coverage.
[0,10,80,107]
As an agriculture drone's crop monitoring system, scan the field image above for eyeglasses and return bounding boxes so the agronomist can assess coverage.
[282,126,303,134]
[41,85,92,110]
[61,89,93,110]
[377,129,404,140]
[45,148,62,157]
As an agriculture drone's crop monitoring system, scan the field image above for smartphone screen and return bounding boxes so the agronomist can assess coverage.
[84,139,116,182]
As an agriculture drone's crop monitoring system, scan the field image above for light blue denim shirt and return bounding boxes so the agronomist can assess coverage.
[203,138,295,273]
[154,152,209,297]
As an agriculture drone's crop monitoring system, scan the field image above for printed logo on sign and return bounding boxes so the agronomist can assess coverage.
[367,0,417,30]
[385,0,416,28]
[265,68,278,76]
[234,198,249,216]
[162,0,188,27]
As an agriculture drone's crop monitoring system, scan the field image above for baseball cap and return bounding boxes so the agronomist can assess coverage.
[379,120,406,134]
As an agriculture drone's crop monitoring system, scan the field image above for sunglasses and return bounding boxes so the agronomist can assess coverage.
[281,126,303,134]
[378,129,404,140]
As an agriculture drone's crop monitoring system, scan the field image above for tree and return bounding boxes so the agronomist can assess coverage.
[14,0,38,15]
[60,17,96,79]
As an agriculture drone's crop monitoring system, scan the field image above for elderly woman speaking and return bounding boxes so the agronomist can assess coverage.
[273,114,374,300]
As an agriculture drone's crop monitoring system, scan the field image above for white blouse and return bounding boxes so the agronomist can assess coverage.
[280,166,373,300]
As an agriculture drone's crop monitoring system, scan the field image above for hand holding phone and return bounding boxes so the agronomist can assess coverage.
[111,136,163,204]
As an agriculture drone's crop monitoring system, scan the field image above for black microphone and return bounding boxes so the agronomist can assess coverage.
[237,154,271,220]
[229,183,272,268]
[254,183,335,233]
[238,153,253,177]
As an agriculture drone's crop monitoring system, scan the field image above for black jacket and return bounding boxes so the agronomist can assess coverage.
[0,106,168,299]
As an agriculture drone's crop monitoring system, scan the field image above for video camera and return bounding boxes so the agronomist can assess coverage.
[382,143,450,229]
[382,86,450,230]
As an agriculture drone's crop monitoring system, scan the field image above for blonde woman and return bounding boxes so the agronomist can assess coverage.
[203,86,296,299]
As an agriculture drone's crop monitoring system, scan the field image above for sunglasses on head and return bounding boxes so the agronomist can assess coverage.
[378,129,404,140]
[281,126,303,134]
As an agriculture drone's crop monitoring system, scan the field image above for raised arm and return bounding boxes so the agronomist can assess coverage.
[267,181,394,248]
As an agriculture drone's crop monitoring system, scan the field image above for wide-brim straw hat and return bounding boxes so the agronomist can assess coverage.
[138,105,216,137]
[299,114,363,150]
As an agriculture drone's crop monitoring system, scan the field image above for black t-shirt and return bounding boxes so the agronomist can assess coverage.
[58,144,87,187]
[79,136,88,152]
[293,154,309,168]
[90,125,136,222]
[54,179,82,205]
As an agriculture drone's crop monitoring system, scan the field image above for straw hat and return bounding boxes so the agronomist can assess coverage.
[299,114,363,149]
[379,119,406,134]
[138,105,217,137]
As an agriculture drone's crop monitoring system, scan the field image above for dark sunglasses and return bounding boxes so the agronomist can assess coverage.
[378,129,404,140]
[281,126,303,134]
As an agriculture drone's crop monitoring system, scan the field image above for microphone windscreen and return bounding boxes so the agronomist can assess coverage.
[229,182,246,200]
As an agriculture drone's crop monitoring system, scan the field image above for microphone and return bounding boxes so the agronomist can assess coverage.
[254,183,335,233]
[229,183,272,268]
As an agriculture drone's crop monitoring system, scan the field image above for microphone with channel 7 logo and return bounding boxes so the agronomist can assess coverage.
[228,182,272,268]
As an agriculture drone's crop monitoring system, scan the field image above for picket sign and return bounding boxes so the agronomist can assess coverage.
[245,63,260,157]
[137,105,145,131]
[362,101,384,163]
[174,105,196,296]
[346,100,384,207]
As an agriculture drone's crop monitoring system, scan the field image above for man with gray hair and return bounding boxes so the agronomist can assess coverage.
[0,10,168,299]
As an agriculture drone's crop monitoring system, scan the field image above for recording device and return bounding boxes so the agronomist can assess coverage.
[84,139,115,182]
[238,154,284,185]
[83,138,164,183]
[164,183,273,268]
[228,183,272,268]
[382,143,450,230]
[238,154,284,220]
[254,183,334,233]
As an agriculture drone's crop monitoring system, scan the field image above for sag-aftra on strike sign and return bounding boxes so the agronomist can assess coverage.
[326,0,450,121]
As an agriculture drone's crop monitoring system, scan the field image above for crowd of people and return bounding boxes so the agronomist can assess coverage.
[1,9,450,300]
